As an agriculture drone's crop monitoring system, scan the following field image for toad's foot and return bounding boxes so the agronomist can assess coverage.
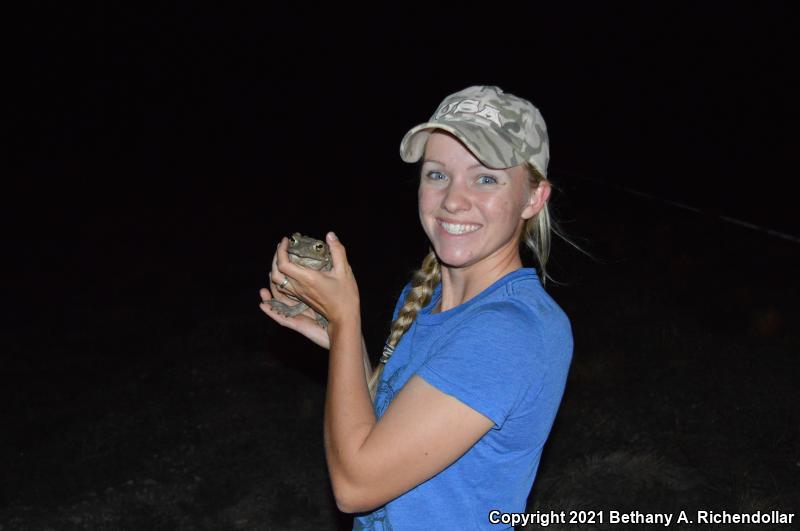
[268,299,328,329]
[267,299,310,318]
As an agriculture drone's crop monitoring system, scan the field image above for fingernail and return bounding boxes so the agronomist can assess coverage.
[328,231,337,241]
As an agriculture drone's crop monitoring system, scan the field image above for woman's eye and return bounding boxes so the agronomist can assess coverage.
[426,170,446,181]
[478,175,498,184]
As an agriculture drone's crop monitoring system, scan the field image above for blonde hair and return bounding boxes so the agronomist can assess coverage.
[367,161,556,400]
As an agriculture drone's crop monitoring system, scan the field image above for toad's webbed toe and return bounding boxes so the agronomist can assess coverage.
[267,299,309,318]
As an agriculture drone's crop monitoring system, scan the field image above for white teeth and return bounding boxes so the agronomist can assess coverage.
[439,221,480,235]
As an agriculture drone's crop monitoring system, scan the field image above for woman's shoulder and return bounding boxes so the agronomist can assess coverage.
[456,281,573,359]
[503,272,571,326]
[477,274,570,328]
[463,298,533,325]
[458,300,544,349]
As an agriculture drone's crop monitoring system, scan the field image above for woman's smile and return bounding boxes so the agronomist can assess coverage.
[436,218,482,236]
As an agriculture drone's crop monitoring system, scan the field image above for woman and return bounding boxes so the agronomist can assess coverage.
[259,85,573,530]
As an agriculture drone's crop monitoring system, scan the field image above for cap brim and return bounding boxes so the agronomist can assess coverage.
[399,121,520,170]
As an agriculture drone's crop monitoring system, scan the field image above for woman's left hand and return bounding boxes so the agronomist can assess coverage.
[274,231,361,328]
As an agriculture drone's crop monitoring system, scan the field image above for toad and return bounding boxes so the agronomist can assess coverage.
[268,232,332,328]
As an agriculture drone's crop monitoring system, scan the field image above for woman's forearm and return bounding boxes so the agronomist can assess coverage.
[324,310,377,506]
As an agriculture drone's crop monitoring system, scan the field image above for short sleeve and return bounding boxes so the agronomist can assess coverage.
[416,302,545,428]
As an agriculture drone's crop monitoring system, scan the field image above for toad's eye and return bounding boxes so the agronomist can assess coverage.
[478,175,498,184]
[290,236,298,245]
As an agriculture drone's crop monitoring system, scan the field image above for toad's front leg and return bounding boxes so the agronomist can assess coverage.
[267,299,310,318]
[268,299,328,329]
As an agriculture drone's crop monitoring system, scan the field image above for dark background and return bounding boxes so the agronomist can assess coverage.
[3,3,798,530]
[6,3,798,336]
[8,3,798,232]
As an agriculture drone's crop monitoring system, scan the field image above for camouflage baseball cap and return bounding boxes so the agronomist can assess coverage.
[399,85,550,175]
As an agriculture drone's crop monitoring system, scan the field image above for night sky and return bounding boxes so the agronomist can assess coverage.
[9,3,798,232]
[5,2,799,368]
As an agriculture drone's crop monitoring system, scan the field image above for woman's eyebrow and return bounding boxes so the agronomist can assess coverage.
[423,159,485,170]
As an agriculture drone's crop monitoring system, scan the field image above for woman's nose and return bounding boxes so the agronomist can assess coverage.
[442,179,471,213]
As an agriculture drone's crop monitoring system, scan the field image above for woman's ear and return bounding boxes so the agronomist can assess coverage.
[521,180,551,220]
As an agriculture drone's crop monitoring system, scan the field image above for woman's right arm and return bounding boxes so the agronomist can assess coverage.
[324,313,494,513]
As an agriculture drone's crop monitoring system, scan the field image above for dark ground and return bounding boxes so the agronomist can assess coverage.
[1,173,797,530]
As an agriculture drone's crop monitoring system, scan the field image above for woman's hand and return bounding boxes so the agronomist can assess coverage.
[259,232,360,347]
[259,287,331,349]
[259,237,331,349]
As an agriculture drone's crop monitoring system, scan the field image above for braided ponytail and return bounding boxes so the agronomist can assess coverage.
[367,249,441,400]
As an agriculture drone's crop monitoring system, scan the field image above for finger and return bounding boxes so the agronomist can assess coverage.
[269,263,289,290]
[260,302,297,330]
[325,231,349,273]
[270,240,297,291]
[275,236,305,280]
[259,297,322,337]
[261,287,289,304]
[270,268,285,288]
[263,285,291,306]
[269,243,285,286]
[259,290,301,329]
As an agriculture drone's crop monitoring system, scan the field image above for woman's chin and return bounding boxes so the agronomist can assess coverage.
[431,246,477,269]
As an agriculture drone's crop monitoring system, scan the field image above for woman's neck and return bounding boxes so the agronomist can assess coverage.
[433,253,522,314]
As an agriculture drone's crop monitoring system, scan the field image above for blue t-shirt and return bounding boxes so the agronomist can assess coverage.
[353,268,573,530]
